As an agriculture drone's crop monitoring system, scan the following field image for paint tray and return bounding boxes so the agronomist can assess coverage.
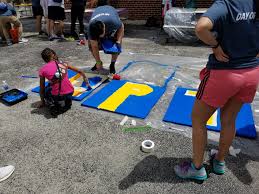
[101,39,121,54]
[0,89,28,105]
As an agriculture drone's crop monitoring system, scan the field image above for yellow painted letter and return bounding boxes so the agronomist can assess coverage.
[185,90,218,127]
[98,82,153,111]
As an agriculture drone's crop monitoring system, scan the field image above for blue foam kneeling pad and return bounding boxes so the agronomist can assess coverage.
[163,87,257,139]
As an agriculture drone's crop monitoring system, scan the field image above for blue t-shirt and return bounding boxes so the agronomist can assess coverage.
[88,5,122,40]
[31,0,41,7]
[0,3,16,16]
[203,0,259,69]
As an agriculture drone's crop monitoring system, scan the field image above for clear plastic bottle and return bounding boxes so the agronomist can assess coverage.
[2,80,9,91]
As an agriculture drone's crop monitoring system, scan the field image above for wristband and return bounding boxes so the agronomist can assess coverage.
[96,61,102,65]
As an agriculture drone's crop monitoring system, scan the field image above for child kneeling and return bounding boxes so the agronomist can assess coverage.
[38,48,89,115]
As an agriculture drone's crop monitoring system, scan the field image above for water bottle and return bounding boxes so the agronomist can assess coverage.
[2,80,9,91]
[79,34,86,45]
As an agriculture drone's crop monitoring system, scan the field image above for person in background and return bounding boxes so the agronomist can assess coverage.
[32,0,45,36]
[174,0,259,182]
[40,0,49,36]
[0,0,27,46]
[70,0,86,39]
[47,0,65,41]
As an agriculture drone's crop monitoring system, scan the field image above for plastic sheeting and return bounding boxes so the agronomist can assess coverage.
[119,60,177,87]
[78,53,259,156]
[163,8,199,43]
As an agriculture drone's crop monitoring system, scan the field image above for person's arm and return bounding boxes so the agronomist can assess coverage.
[195,17,218,47]
[116,23,124,44]
[67,64,90,86]
[196,17,229,62]
[39,76,46,107]
[89,39,103,67]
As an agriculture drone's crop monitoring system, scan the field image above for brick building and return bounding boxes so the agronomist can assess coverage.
[64,0,214,20]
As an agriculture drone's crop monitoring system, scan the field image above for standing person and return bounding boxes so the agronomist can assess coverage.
[40,0,49,36]
[70,0,86,39]
[32,0,44,35]
[88,5,124,74]
[174,0,259,181]
[0,165,15,182]
[47,0,65,41]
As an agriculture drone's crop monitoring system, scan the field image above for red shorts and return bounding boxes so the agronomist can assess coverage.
[196,66,259,108]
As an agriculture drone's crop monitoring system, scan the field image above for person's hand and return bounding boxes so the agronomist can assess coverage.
[80,72,90,87]
[212,45,229,62]
[256,53,259,58]
[83,77,90,87]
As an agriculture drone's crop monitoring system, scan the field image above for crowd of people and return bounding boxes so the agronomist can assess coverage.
[0,0,259,186]
[0,0,110,44]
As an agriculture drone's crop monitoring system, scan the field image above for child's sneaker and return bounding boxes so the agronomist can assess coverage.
[209,153,225,175]
[174,161,207,181]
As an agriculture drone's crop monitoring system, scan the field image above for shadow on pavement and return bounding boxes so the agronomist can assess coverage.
[119,155,192,190]
[30,101,56,119]
[119,150,259,190]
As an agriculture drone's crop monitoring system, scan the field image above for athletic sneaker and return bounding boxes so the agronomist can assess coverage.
[0,165,15,182]
[6,39,12,46]
[209,153,225,175]
[49,35,57,41]
[174,161,207,181]
[91,65,109,75]
[60,34,65,40]
[19,38,28,43]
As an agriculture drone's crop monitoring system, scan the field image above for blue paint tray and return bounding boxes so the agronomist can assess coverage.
[0,89,28,106]
[101,39,121,54]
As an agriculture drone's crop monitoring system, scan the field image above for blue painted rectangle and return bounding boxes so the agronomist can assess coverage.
[163,87,257,139]
[82,80,165,119]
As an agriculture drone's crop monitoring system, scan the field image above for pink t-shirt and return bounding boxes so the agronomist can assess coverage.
[39,61,74,96]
